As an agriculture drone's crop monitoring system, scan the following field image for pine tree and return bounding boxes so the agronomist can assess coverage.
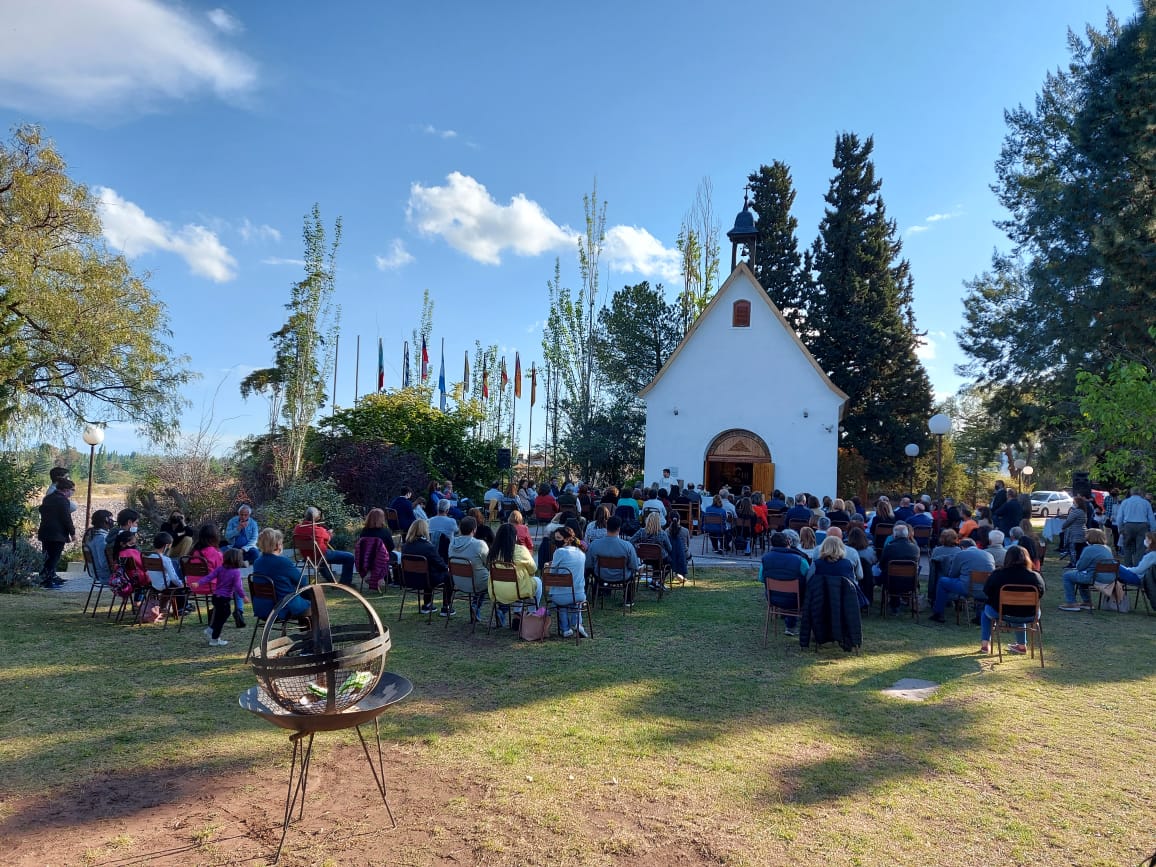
[808,133,932,484]
[747,162,807,334]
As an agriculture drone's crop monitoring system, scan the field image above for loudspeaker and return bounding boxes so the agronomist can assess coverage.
[1072,472,1091,498]
[497,448,511,469]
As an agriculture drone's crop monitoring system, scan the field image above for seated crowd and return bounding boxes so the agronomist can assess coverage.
[75,474,1153,652]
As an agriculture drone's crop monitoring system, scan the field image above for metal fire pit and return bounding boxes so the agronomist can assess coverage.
[240,583,411,863]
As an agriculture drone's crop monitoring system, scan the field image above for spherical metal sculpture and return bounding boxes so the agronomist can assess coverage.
[250,582,389,715]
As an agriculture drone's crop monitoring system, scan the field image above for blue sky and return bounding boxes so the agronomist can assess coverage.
[0,0,1130,455]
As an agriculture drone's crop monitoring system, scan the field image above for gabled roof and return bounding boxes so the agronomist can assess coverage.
[638,262,849,404]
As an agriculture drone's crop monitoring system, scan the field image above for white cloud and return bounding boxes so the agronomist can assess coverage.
[0,0,257,116]
[925,209,963,223]
[207,8,243,35]
[375,239,415,270]
[915,334,936,361]
[239,218,280,243]
[422,124,459,139]
[407,172,578,265]
[96,187,237,282]
[261,256,305,267]
[525,320,545,334]
[905,224,930,235]
[604,225,682,285]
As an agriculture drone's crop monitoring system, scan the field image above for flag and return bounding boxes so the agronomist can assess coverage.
[514,352,522,399]
[420,335,429,380]
[377,338,384,392]
[438,342,446,411]
[482,365,489,398]
[530,362,537,406]
[402,341,411,388]
[500,356,508,390]
[463,350,470,389]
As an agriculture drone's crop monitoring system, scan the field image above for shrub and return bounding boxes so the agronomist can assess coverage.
[257,477,358,551]
[0,453,38,541]
[318,437,429,514]
[0,539,43,590]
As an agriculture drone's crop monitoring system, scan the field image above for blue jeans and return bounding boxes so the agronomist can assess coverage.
[1117,566,1142,586]
[1062,569,1093,604]
[325,550,356,585]
[557,604,584,633]
[933,577,968,616]
[981,604,1034,645]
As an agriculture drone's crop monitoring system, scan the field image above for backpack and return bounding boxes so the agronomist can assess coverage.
[108,563,135,598]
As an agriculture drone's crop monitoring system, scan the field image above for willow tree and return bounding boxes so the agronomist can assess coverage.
[0,125,189,441]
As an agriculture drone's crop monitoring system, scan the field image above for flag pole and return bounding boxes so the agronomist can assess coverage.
[494,355,503,445]
[331,333,339,412]
[510,384,517,476]
[527,363,534,477]
[354,334,360,402]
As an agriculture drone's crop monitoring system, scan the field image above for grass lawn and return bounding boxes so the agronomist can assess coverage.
[1,557,1153,866]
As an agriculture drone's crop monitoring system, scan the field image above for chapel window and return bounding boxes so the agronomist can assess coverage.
[732,299,751,328]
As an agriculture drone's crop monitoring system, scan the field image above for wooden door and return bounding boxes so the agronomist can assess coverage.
[753,462,775,495]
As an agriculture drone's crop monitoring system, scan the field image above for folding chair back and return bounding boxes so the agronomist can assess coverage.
[994,585,1044,667]
[872,523,894,555]
[384,508,402,536]
[447,557,484,630]
[488,563,535,629]
[701,513,727,554]
[913,525,933,551]
[880,559,920,619]
[766,510,785,532]
[762,577,801,648]
[788,517,810,532]
[82,544,106,617]
[541,565,591,641]
[399,554,434,622]
[961,569,992,624]
[594,554,635,612]
[635,542,670,597]
[246,574,289,662]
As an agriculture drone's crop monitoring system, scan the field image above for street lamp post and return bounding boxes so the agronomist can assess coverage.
[1021,465,1034,492]
[1014,457,1026,489]
[904,443,920,497]
[928,413,952,503]
[81,425,105,536]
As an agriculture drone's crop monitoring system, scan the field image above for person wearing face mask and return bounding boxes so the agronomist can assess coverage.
[105,509,141,572]
[37,478,76,587]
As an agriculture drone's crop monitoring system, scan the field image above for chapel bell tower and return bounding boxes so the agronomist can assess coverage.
[726,188,758,271]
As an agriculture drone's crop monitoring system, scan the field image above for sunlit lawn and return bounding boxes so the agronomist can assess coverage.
[1,557,1153,866]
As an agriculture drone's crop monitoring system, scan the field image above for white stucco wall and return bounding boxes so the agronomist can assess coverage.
[641,268,844,497]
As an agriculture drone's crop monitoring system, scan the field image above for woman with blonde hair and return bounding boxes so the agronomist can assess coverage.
[251,528,311,623]
[401,519,453,616]
[508,509,534,551]
[630,510,673,563]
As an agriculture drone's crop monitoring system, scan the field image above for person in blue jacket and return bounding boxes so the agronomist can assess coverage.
[251,528,311,623]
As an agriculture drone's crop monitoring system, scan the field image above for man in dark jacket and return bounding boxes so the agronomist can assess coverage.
[389,488,417,533]
[990,481,1008,513]
[993,487,1023,535]
[878,524,922,615]
[37,479,76,588]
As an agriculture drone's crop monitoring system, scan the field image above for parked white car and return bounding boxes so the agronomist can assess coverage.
[1030,490,1074,518]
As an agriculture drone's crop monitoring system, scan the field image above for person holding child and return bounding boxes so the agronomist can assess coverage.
[203,548,249,647]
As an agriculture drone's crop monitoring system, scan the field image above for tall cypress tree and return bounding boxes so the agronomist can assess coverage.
[747,161,807,334]
[808,133,932,483]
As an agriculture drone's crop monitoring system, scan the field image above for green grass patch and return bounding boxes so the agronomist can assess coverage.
[1,560,1153,865]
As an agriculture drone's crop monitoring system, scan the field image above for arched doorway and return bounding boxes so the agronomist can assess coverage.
[703,429,774,494]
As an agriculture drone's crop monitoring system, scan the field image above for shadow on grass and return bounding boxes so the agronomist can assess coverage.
[2,564,1154,826]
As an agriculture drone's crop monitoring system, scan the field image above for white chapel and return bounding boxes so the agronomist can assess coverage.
[639,254,847,498]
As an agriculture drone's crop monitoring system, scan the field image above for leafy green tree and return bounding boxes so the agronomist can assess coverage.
[1075,359,1156,489]
[807,133,933,484]
[959,7,1156,445]
[318,389,497,498]
[747,161,808,334]
[0,125,190,440]
[0,453,38,542]
[595,281,681,402]
[245,205,341,488]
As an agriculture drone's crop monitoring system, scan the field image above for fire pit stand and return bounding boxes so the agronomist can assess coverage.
[240,672,413,863]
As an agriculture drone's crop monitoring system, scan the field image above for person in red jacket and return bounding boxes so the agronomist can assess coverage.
[292,506,355,585]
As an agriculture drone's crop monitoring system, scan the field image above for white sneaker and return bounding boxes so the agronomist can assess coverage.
[562,629,575,638]
[577,625,589,638]
[209,638,229,646]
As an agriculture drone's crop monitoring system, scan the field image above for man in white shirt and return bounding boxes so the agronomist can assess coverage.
[1116,488,1156,566]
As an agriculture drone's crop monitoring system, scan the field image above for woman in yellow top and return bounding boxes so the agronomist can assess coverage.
[486,522,542,615]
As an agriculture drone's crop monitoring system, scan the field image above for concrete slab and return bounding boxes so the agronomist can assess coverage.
[881,678,941,702]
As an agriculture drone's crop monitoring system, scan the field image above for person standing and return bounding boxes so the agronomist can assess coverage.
[1115,487,1156,567]
[37,478,76,587]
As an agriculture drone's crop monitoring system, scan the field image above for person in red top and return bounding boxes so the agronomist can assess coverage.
[293,506,355,585]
